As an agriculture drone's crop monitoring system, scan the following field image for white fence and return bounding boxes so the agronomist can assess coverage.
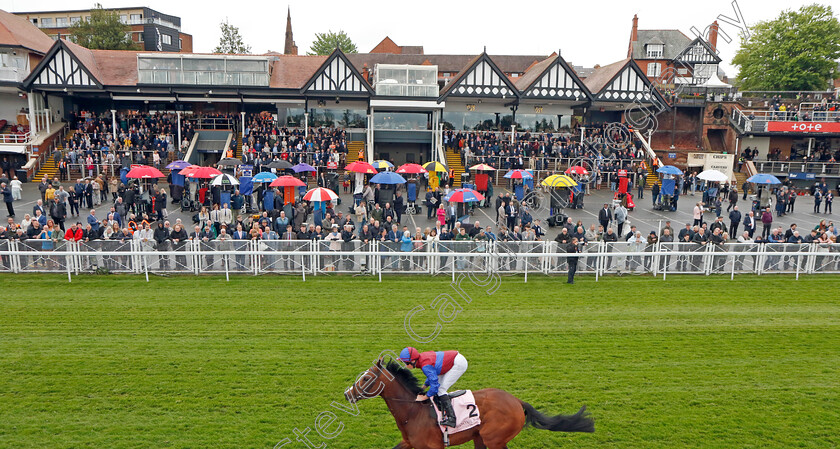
[2,240,839,282]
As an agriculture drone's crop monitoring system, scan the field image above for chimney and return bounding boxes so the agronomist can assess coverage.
[361,64,370,83]
[709,20,719,52]
[628,14,639,58]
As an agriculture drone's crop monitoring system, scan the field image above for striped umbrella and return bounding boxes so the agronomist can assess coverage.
[371,160,394,170]
[504,169,533,179]
[127,165,165,179]
[423,161,447,172]
[396,163,427,174]
[303,187,338,202]
[210,173,239,186]
[270,176,307,187]
[541,174,578,188]
[470,163,496,171]
[444,188,485,203]
[345,161,378,174]
[252,172,278,183]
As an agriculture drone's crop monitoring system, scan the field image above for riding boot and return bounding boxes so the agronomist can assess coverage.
[435,394,457,427]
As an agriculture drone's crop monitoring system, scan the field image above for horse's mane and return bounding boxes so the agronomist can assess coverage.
[384,360,425,395]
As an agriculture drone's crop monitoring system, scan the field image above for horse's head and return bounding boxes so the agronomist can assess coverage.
[344,358,395,404]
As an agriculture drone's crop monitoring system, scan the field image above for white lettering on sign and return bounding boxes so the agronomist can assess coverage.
[790,123,823,132]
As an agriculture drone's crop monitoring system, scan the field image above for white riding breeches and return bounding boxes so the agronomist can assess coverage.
[437,354,468,395]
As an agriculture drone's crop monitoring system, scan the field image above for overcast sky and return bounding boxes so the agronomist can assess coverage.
[8,0,838,76]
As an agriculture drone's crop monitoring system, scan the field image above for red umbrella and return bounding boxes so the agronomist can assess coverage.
[126,165,165,179]
[345,161,378,174]
[565,166,589,175]
[396,163,427,174]
[269,175,306,187]
[185,166,222,179]
[444,188,485,203]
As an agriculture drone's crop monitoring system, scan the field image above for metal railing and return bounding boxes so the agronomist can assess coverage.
[3,240,838,282]
[732,108,840,133]
[0,132,31,144]
[751,160,840,176]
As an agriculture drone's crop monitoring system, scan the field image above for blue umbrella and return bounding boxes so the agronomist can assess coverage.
[370,171,406,185]
[747,173,781,185]
[444,188,485,203]
[292,163,317,173]
[252,172,278,183]
[656,165,683,175]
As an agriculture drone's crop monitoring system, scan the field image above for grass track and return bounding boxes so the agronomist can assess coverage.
[0,274,838,448]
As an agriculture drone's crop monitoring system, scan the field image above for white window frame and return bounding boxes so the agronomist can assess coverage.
[647,63,661,77]
[130,14,142,24]
[41,18,54,27]
[56,17,68,27]
[646,44,664,59]
[161,34,172,45]
[69,16,81,25]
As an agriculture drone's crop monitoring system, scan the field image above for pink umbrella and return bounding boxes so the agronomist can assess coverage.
[303,187,338,202]
[126,165,165,179]
[396,163,427,174]
[270,176,307,187]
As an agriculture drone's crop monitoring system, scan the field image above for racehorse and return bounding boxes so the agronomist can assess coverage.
[345,359,594,449]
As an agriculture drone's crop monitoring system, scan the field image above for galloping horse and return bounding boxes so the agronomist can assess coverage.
[345,359,594,449]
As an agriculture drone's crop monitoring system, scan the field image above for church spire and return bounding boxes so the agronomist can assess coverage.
[284,7,298,55]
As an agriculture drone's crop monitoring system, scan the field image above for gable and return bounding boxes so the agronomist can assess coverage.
[523,58,590,101]
[26,42,101,89]
[674,38,722,65]
[442,55,518,99]
[303,50,371,95]
[597,63,653,102]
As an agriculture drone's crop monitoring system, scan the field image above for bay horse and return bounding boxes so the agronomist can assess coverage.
[344,359,594,449]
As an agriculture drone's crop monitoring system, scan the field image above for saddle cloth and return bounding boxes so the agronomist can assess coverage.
[434,390,481,434]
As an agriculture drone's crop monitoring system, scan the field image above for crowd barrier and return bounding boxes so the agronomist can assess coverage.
[2,240,839,282]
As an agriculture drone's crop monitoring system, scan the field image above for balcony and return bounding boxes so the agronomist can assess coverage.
[373,64,438,98]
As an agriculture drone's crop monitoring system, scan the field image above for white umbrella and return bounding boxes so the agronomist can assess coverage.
[697,169,728,183]
[210,173,240,187]
[303,187,338,202]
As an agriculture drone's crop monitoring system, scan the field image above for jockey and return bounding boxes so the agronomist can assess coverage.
[398,347,468,428]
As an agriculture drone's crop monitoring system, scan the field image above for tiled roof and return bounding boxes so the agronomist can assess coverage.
[513,55,555,91]
[346,53,544,74]
[582,58,629,94]
[632,30,691,60]
[270,55,327,89]
[0,9,54,54]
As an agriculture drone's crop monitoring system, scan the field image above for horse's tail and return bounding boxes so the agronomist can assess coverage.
[519,402,594,433]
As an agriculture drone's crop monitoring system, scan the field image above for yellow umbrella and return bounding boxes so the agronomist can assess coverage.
[469,163,496,171]
[423,161,447,172]
[541,174,578,188]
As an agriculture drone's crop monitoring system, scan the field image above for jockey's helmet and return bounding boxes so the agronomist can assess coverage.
[398,347,420,363]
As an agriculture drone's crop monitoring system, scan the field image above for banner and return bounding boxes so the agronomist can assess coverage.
[767,122,840,133]
[688,153,734,180]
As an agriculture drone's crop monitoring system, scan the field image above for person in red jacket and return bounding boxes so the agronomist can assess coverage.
[398,347,468,427]
[64,222,84,241]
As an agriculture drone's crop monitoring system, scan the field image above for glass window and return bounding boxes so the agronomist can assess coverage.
[69,17,81,25]
[161,34,172,45]
[374,112,430,130]
[646,44,664,59]
[442,111,503,131]
[56,17,68,27]
[119,15,128,24]
[226,59,267,72]
[130,14,142,23]
[647,63,661,77]
[183,58,223,71]
[41,18,54,27]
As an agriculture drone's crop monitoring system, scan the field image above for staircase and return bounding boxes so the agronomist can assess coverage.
[346,141,365,164]
[645,171,659,188]
[733,171,747,188]
[445,147,465,187]
[235,132,243,159]
[34,131,72,181]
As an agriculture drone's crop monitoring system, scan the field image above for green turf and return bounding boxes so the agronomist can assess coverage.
[0,274,837,448]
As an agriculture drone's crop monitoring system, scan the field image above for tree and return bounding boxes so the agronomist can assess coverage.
[308,30,358,55]
[68,4,136,50]
[213,20,251,54]
[732,4,840,91]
